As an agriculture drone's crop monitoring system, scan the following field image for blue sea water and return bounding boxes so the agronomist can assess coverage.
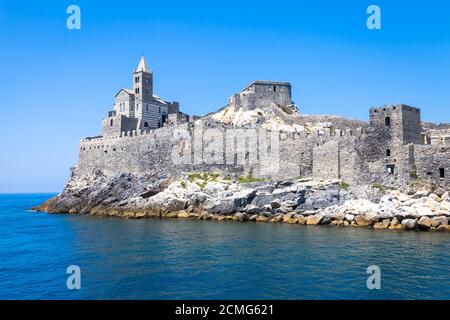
[0,193,449,300]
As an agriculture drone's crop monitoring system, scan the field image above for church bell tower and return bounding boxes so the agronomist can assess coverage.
[133,56,153,103]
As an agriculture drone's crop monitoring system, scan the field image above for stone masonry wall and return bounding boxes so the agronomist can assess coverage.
[78,124,367,184]
[78,116,449,188]
[228,82,293,112]
[413,144,450,185]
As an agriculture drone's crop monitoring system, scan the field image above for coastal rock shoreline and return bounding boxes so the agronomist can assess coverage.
[32,170,450,233]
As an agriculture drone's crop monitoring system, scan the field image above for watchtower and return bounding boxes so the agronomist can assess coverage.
[369,104,422,145]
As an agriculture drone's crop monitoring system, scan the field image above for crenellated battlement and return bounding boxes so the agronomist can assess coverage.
[81,122,368,149]
[278,126,366,140]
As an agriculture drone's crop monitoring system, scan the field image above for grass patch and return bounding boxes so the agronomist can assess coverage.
[187,172,220,189]
[198,181,207,190]
[188,172,219,182]
[410,170,418,179]
[209,173,219,181]
[371,183,397,193]
[339,180,350,190]
[188,172,268,186]
[188,173,204,181]
[237,175,268,184]
[180,181,186,189]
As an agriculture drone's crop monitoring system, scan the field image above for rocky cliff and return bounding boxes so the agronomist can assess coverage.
[33,169,450,232]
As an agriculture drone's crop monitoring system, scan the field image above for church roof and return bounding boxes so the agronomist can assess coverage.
[114,88,134,97]
[136,56,150,72]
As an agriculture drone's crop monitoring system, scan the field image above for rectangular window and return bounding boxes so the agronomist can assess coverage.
[385,117,391,126]
[135,88,140,94]
[387,164,395,175]
[386,149,391,156]
[440,168,445,178]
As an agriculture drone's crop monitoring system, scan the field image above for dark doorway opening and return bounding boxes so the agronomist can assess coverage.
[387,164,395,175]
[385,117,391,126]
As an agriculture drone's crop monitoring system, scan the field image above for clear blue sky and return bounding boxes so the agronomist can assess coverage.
[0,0,449,192]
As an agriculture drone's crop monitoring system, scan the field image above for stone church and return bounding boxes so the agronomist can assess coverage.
[101,56,184,137]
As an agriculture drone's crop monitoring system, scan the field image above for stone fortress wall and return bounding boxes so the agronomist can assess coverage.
[78,122,364,181]
[76,57,450,189]
[78,105,450,189]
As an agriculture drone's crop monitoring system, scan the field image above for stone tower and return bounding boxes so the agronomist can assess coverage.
[228,81,294,111]
[368,104,422,179]
[369,104,422,146]
[132,56,153,129]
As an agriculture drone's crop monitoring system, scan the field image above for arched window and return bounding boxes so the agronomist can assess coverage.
[144,121,149,128]
[110,119,114,127]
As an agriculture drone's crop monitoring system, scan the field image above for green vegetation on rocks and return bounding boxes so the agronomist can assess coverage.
[339,180,349,190]
[371,183,397,193]
[237,175,268,184]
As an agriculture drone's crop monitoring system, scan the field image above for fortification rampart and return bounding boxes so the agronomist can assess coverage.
[78,122,369,182]
[78,102,450,188]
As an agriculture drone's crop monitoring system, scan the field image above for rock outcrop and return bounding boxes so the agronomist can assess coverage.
[32,170,450,232]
